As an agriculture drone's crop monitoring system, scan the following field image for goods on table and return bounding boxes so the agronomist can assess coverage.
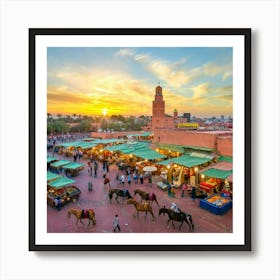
[47,185,81,208]
[199,194,232,215]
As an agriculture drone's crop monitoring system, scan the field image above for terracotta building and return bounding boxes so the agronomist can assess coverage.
[151,85,232,157]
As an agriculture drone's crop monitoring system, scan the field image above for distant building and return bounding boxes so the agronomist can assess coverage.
[151,85,233,156]
[183,112,191,122]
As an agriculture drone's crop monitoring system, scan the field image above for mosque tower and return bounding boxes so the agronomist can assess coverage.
[151,85,177,142]
[152,85,165,117]
[152,85,166,131]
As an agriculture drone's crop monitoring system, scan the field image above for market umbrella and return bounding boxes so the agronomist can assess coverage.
[143,166,157,172]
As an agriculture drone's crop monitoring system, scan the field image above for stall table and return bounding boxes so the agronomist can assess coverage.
[199,194,232,215]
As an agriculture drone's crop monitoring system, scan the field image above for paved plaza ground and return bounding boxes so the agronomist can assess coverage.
[47,149,232,234]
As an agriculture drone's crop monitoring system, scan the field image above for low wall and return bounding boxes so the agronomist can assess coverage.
[217,137,233,157]
[153,129,217,148]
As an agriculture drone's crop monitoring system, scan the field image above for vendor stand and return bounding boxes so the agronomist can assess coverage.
[157,154,214,187]
[47,156,58,170]
[199,194,232,215]
[47,177,81,208]
[47,171,61,183]
[62,162,85,177]
[49,159,71,173]
[198,168,232,194]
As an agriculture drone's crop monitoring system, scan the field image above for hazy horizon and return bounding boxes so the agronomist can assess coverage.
[48,47,233,117]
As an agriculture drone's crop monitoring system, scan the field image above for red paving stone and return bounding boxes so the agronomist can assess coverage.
[47,151,232,234]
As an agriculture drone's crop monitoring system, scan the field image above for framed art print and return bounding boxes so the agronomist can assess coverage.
[29,28,251,251]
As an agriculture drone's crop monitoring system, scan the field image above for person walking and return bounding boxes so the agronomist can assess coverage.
[139,173,144,184]
[88,181,93,192]
[87,161,93,176]
[181,183,187,197]
[120,174,125,187]
[112,214,121,232]
[127,174,131,186]
[133,172,138,184]
[73,150,77,162]
[94,160,98,178]
[191,186,196,201]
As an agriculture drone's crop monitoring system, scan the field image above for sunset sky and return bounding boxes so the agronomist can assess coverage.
[47,47,232,117]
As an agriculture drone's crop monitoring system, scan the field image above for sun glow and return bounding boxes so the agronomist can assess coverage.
[102,108,108,116]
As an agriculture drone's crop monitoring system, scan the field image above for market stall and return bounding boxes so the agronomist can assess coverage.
[47,171,61,183]
[47,156,59,170]
[157,154,214,187]
[49,159,71,173]
[62,162,85,177]
[199,194,232,215]
[47,177,81,208]
[198,168,232,193]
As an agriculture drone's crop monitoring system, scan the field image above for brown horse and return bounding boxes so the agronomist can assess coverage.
[67,208,96,226]
[159,206,194,231]
[134,189,160,207]
[127,198,155,220]
[109,188,132,203]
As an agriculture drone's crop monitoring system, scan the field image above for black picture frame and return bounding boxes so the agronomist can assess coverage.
[29,28,251,251]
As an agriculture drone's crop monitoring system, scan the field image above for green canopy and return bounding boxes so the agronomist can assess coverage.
[200,168,232,179]
[127,132,152,137]
[50,160,71,168]
[184,145,215,152]
[63,162,85,170]
[218,156,233,163]
[94,138,125,144]
[47,156,58,163]
[82,138,97,141]
[157,143,185,154]
[128,148,165,160]
[48,177,76,188]
[106,142,148,152]
[157,154,213,168]
[47,172,61,182]
[59,141,98,149]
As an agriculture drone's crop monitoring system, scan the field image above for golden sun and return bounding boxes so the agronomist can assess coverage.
[102,108,108,116]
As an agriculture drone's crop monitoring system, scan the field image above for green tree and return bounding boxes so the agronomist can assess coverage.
[79,120,92,132]
[54,120,69,133]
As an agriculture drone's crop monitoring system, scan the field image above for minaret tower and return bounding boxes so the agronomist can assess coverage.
[152,85,166,131]
[152,85,165,117]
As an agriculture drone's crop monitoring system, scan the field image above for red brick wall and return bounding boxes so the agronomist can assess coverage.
[153,129,217,148]
[217,137,233,156]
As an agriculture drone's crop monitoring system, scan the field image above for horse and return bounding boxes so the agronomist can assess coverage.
[134,189,160,207]
[159,206,194,231]
[126,198,155,220]
[108,188,132,203]
[67,208,96,226]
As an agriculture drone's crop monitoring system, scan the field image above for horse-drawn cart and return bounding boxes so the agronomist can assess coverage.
[47,176,81,208]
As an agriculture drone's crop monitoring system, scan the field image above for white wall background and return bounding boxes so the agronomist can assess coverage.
[0,0,279,279]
